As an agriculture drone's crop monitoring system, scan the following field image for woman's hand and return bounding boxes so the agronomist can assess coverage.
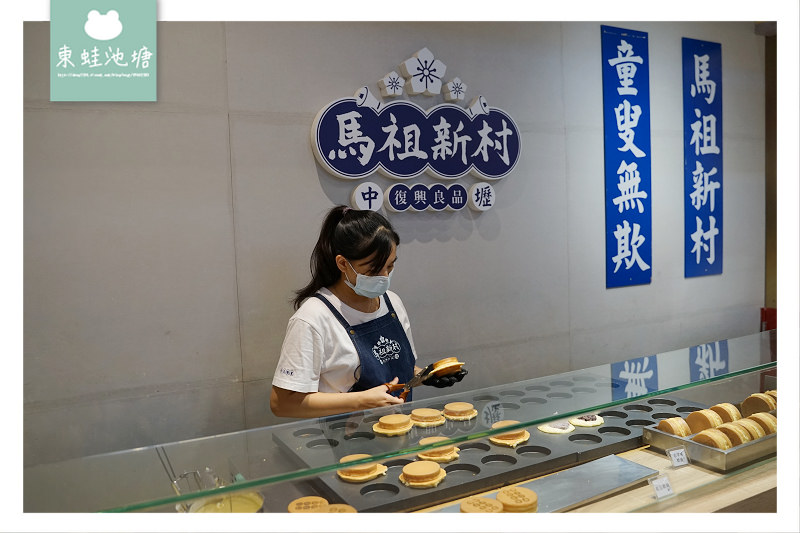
[422,368,468,388]
[271,382,403,419]
[357,377,405,410]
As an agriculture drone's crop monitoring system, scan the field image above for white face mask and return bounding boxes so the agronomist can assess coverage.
[344,260,392,299]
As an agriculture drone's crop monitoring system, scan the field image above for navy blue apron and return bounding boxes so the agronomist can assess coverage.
[314,293,416,398]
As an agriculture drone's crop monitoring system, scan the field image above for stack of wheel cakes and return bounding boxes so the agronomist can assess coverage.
[655,391,777,450]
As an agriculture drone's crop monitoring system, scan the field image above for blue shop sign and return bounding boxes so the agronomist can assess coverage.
[312,98,520,181]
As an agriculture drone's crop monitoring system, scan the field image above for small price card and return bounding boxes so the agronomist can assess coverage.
[666,445,690,468]
[648,474,675,500]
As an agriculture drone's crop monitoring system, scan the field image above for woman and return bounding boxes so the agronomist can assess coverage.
[270,206,464,418]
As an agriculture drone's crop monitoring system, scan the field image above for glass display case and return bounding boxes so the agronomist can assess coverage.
[23,330,776,513]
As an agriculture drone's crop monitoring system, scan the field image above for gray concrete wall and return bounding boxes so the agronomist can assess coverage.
[24,21,765,466]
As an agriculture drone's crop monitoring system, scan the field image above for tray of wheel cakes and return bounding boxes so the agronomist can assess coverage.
[283,404,664,514]
[274,358,726,513]
[642,390,777,472]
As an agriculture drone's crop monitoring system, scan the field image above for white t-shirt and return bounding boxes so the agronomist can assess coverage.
[272,288,417,394]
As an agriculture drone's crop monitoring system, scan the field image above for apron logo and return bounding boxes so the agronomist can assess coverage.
[372,336,401,364]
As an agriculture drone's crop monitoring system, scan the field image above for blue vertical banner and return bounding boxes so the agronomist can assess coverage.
[689,340,729,382]
[683,38,723,277]
[610,355,658,401]
[601,26,652,289]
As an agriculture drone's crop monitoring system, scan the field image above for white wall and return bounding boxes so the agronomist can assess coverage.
[23,21,765,466]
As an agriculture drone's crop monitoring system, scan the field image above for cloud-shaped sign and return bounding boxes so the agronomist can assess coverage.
[84,10,123,41]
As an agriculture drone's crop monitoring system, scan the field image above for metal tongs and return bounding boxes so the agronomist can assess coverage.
[384,363,436,400]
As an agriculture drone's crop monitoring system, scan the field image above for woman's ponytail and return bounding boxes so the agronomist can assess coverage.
[292,205,399,310]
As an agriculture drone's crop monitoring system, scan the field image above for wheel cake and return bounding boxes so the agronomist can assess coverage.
[733,418,766,440]
[488,420,530,447]
[372,413,413,436]
[710,402,742,423]
[741,393,777,417]
[691,428,732,450]
[747,412,777,435]
[656,417,691,437]
[398,460,446,488]
[336,453,388,483]
[429,357,465,376]
[537,420,575,434]
[410,408,446,428]
[287,496,329,513]
[496,486,538,512]
[460,496,504,513]
[716,422,752,447]
[686,409,723,434]
[417,436,459,463]
[568,414,604,427]
[443,401,477,421]
[312,503,357,513]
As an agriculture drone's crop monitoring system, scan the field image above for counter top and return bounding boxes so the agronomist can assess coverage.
[418,445,776,513]
[572,447,776,512]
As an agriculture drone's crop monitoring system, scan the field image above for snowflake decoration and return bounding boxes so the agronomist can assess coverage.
[399,47,447,96]
[444,77,467,102]
[378,71,405,97]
